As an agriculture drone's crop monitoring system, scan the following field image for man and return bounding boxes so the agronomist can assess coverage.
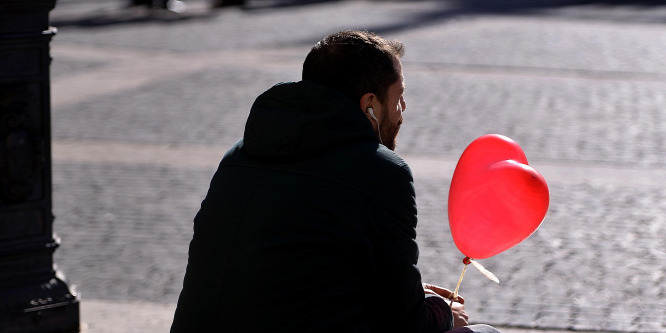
[171,30,499,333]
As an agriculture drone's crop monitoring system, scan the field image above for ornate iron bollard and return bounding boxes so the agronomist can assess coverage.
[0,0,80,331]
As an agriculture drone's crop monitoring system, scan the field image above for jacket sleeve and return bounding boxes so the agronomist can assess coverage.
[366,162,454,333]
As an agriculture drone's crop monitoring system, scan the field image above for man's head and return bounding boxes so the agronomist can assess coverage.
[302,30,407,150]
[303,30,404,107]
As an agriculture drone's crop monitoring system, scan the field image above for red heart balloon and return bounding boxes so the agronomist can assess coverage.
[448,134,549,259]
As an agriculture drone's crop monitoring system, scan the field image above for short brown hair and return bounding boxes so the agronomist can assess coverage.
[302,30,404,105]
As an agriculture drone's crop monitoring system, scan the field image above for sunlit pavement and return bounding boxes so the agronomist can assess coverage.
[49,0,666,332]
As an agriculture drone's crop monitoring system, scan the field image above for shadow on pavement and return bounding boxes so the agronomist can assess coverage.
[50,0,341,28]
[454,0,666,10]
[51,7,218,27]
[242,0,342,10]
[50,0,666,29]
[363,0,666,40]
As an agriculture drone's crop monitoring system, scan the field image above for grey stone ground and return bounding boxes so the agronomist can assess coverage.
[47,0,665,332]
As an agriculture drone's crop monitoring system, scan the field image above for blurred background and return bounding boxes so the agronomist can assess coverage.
[47,0,665,332]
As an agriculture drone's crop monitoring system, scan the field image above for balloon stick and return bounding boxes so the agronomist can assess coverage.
[452,259,469,301]
[451,256,499,304]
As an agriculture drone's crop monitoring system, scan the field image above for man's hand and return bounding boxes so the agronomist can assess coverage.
[448,300,469,329]
[422,283,469,329]
[422,283,464,304]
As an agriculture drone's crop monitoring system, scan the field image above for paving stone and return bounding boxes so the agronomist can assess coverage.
[52,162,211,302]
[51,66,294,147]
[46,0,666,331]
[414,178,666,332]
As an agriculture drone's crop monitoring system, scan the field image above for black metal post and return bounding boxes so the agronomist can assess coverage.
[0,0,80,332]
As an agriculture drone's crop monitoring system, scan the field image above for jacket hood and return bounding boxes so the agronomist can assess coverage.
[243,81,378,159]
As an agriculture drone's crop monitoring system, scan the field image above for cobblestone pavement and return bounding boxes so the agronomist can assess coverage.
[48,0,665,332]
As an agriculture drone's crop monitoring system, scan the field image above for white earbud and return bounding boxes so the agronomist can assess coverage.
[368,107,377,120]
[367,107,382,144]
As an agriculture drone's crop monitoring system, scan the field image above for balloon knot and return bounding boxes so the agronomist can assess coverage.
[462,257,472,265]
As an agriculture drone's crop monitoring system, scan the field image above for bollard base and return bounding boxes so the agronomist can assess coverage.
[0,276,80,333]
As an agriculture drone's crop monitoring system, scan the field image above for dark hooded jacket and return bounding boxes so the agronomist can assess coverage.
[171,81,453,333]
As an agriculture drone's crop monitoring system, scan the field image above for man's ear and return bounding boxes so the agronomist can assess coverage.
[359,93,379,131]
[359,93,376,111]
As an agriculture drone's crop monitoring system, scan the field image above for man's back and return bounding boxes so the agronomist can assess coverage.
[171,81,432,332]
